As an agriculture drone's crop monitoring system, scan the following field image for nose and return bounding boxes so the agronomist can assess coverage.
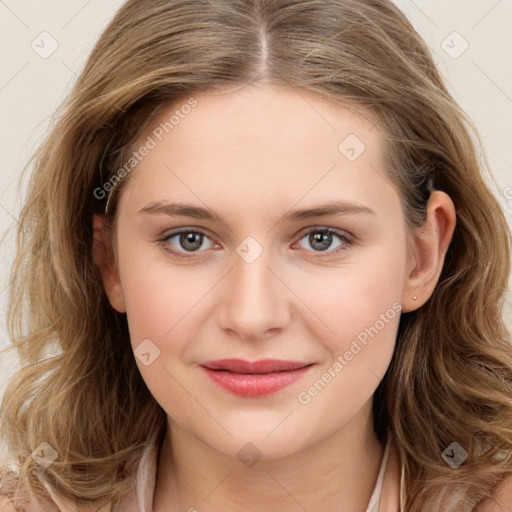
[215,242,291,342]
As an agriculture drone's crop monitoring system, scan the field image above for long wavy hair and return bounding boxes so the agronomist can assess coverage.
[1,0,511,510]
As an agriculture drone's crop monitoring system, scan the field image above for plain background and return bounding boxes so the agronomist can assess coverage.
[0,0,511,402]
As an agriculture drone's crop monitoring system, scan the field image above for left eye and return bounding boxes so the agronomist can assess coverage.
[294,228,351,254]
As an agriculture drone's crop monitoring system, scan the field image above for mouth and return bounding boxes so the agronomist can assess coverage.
[199,359,314,397]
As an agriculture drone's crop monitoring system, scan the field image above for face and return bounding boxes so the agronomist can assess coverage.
[104,84,415,459]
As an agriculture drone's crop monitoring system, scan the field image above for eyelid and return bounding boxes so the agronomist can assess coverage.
[158,226,218,245]
[294,225,354,243]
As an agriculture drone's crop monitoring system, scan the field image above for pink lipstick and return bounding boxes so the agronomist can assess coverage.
[199,359,313,397]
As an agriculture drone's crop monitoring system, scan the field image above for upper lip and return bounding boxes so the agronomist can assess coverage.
[200,359,312,374]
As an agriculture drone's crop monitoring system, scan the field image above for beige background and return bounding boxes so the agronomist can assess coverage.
[1,1,511,398]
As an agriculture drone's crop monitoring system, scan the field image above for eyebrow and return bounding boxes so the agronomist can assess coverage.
[138,200,375,223]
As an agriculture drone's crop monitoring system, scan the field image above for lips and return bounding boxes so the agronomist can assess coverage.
[201,359,311,374]
[199,359,314,397]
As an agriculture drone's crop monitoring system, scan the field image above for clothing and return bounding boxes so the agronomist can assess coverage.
[366,434,393,512]
[115,432,401,512]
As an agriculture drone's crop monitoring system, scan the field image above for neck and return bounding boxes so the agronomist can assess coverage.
[153,401,385,512]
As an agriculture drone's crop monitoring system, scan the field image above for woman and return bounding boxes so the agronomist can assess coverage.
[1,0,511,510]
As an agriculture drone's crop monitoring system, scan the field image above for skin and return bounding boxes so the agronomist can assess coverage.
[93,83,456,512]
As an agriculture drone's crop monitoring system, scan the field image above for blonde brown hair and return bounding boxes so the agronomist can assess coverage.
[1,0,511,510]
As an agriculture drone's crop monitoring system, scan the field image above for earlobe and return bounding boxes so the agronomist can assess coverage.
[92,214,127,313]
[401,191,456,313]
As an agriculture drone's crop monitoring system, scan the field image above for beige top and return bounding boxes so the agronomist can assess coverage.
[365,434,396,512]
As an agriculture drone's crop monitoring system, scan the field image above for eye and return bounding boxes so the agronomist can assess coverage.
[158,228,217,259]
[157,226,353,261]
[294,227,353,256]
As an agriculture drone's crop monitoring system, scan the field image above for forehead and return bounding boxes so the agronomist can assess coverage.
[146,84,382,156]
[119,84,399,217]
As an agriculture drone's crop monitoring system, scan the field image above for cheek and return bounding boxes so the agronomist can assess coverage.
[119,261,213,350]
[293,242,406,358]
[294,252,404,421]
[117,259,217,412]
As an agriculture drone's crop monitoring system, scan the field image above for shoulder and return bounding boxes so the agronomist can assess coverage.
[474,475,512,512]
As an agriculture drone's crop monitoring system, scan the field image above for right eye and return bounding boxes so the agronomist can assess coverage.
[158,228,219,260]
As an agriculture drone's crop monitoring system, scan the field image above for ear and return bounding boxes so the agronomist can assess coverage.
[401,191,457,313]
[92,214,127,313]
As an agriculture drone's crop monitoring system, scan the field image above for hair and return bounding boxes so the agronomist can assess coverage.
[1,0,511,510]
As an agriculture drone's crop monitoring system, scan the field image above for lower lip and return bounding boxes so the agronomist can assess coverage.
[200,365,313,397]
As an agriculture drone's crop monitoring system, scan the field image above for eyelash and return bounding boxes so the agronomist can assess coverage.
[157,226,354,260]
